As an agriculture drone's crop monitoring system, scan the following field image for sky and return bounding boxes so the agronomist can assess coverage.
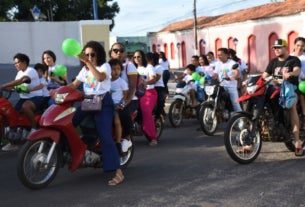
[110,0,276,37]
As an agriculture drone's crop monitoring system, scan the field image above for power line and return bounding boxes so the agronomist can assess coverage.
[116,0,262,36]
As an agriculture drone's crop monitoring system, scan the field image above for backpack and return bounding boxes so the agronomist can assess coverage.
[279,80,297,109]
[125,64,146,98]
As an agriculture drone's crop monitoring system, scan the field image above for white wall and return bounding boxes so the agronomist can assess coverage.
[0,21,80,66]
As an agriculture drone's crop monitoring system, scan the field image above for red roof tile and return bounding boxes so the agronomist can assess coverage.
[159,0,305,32]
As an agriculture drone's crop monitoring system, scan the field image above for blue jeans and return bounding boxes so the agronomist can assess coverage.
[224,87,242,112]
[72,93,119,172]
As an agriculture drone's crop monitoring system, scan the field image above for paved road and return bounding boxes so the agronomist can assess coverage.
[1,65,305,207]
[1,119,305,207]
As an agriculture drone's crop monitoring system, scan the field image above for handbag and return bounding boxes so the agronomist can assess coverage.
[81,94,104,111]
[125,64,146,98]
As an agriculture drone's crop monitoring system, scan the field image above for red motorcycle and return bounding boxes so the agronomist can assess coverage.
[0,90,41,149]
[17,86,134,189]
[224,75,304,164]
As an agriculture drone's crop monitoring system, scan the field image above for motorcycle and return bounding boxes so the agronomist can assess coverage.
[198,79,233,136]
[224,75,304,164]
[168,81,202,128]
[17,86,134,189]
[131,109,164,140]
[0,89,41,149]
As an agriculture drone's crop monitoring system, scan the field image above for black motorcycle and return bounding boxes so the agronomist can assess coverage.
[198,79,233,136]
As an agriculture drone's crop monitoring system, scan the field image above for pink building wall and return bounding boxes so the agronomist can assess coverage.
[149,11,305,72]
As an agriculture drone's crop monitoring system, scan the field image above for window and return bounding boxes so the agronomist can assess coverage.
[247,35,256,72]
[268,32,279,60]
[215,38,222,54]
[288,31,298,53]
[170,43,175,59]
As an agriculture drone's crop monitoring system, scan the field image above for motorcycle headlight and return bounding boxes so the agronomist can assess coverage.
[55,93,69,104]
[205,85,215,96]
[247,85,257,94]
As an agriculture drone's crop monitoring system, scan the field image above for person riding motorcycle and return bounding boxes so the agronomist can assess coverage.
[0,53,43,151]
[70,41,124,186]
[262,39,302,156]
[213,48,242,112]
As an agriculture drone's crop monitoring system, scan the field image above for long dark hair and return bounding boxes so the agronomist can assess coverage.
[133,50,147,68]
[228,48,240,62]
[41,50,56,65]
[159,51,167,62]
[82,41,106,66]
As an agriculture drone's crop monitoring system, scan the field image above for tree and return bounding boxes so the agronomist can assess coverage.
[0,0,120,30]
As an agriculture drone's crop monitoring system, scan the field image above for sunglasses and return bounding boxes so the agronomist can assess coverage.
[85,53,96,58]
[112,48,125,54]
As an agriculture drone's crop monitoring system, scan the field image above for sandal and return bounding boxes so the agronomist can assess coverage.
[149,140,158,147]
[236,145,252,154]
[108,172,124,186]
[295,141,304,157]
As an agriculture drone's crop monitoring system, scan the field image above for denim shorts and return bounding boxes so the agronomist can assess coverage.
[15,96,45,111]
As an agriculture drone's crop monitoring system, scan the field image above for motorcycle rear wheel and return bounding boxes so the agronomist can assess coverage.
[224,113,262,164]
[199,102,218,136]
[155,116,164,140]
[168,99,184,127]
[17,139,60,189]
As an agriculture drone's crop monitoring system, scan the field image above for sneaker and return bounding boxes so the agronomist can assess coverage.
[2,143,19,152]
[121,139,132,152]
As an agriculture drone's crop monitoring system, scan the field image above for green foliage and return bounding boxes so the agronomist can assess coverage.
[0,0,120,30]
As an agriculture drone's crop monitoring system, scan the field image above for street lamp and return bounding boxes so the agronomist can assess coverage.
[157,44,161,52]
[176,42,181,68]
[233,38,239,50]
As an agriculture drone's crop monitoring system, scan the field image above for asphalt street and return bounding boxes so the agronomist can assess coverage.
[0,65,305,207]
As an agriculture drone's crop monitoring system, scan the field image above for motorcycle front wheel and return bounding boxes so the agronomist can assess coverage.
[17,139,60,189]
[199,102,218,136]
[120,137,134,169]
[155,116,164,140]
[168,99,184,127]
[224,113,262,164]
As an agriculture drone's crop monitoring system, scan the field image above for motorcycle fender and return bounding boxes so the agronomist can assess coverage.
[173,94,186,101]
[27,128,60,143]
[27,128,86,172]
[232,111,253,119]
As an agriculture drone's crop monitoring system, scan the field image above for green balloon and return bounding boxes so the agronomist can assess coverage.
[53,64,67,77]
[199,77,205,85]
[62,38,82,56]
[192,72,201,81]
[299,81,305,93]
[15,84,29,93]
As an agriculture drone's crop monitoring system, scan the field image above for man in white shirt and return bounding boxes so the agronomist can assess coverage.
[214,48,242,112]
[1,53,44,151]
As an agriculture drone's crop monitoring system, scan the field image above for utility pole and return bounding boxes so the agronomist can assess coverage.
[193,0,198,55]
[93,0,99,20]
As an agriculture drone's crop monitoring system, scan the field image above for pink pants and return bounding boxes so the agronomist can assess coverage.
[140,89,157,141]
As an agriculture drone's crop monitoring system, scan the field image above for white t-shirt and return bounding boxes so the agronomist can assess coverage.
[15,67,43,99]
[40,77,50,97]
[159,59,169,70]
[292,52,305,80]
[76,63,111,95]
[111,77,128,104]
[154,64,165,87]
[137,64,156,90]
[214,59,238,88]
[237,59,248,78]
[183,74,193,83]
[121,62,138,100]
